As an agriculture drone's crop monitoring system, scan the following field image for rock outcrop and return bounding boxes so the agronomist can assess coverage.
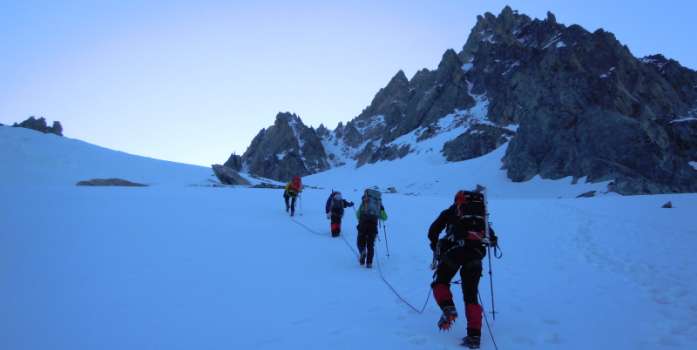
[223,153,243,171]
[76,178,147,187]
[241,112,329,181]
[211,164,250,185]
[13,116,63,136]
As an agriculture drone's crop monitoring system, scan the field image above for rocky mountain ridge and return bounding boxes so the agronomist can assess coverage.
[230,7,697,194]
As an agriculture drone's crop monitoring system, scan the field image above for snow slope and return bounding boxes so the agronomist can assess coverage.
[306,142,609,199]
[0,126,215,186]
[2,126,696,350]
[305,94,608,199]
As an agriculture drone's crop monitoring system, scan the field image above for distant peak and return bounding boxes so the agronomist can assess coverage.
[381,69,410,94]
[438,49,462,70]
[391,70,408,84]
[274,112,303,126]
[546,11,557,25]
[386,69,409,88]
[500,5,514,19]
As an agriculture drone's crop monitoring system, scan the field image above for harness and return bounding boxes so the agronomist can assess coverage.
[436,211,487,267]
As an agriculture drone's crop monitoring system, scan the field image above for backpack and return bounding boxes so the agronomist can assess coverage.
[447,190,487,241]
[331,192,344,211]
[361,189,382,220]
[290,176,302,192]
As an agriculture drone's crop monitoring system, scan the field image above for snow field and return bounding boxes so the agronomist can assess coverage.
[2,185,696,349]
[2,125,696,349]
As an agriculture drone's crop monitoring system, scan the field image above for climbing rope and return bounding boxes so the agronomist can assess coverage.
[290,215,432,314]
[290,217,328,237]
[375,251,431,314]
[290,215,501,348]
[291,215,501,347]
[339,233,360,258]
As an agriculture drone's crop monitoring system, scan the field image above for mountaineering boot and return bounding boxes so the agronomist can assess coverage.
[437,306,458,331]
[461,335,481,349]
[359,251,366,265]
[366,262,372,269]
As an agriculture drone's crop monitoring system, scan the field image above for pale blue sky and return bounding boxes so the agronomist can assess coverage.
[2,0,695,166]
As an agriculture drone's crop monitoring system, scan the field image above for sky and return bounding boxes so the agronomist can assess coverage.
[2,0,696,166]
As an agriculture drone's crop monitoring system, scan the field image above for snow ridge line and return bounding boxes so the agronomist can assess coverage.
[289,215,432,315]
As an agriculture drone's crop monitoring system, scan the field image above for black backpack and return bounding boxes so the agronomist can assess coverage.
[446,191,487,241]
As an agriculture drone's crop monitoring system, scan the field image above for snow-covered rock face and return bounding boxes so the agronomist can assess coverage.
[461,7,697,194]
[241,112,329,181]
[233,6,697,194]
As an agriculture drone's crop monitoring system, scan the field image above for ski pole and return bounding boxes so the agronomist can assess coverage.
[382,221,390,258]
[482,188,497,320]
[487,244,497,320]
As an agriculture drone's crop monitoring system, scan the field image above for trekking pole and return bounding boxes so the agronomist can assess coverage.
[487,244,497,320]
[382,221,390,258]
[482,187,497,320]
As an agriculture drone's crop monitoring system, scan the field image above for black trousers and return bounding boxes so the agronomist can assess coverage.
[432,258,482,305]
[357,231,377,264]
[357,218,378,264]
[432,246,485,336]
[284,194,297,214]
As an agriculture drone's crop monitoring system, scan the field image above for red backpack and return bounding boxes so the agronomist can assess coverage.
[291,176,302,192]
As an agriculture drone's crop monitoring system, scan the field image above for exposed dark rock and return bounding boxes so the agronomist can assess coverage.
[461,8,697,194]
[223,153,243,171]
[316,124,330,138]
[13,116,63,136]
[212,164,250,185]
[241,112,329,181]
[661,201,673,208]
[356,142,410,167]
[576,190,597,198]
[76,178,147,187]
[442,125,514,161]
[250,182,285,189]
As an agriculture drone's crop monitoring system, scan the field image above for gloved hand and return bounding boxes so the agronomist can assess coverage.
[348,201,354,207]
[326,213,331,220]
